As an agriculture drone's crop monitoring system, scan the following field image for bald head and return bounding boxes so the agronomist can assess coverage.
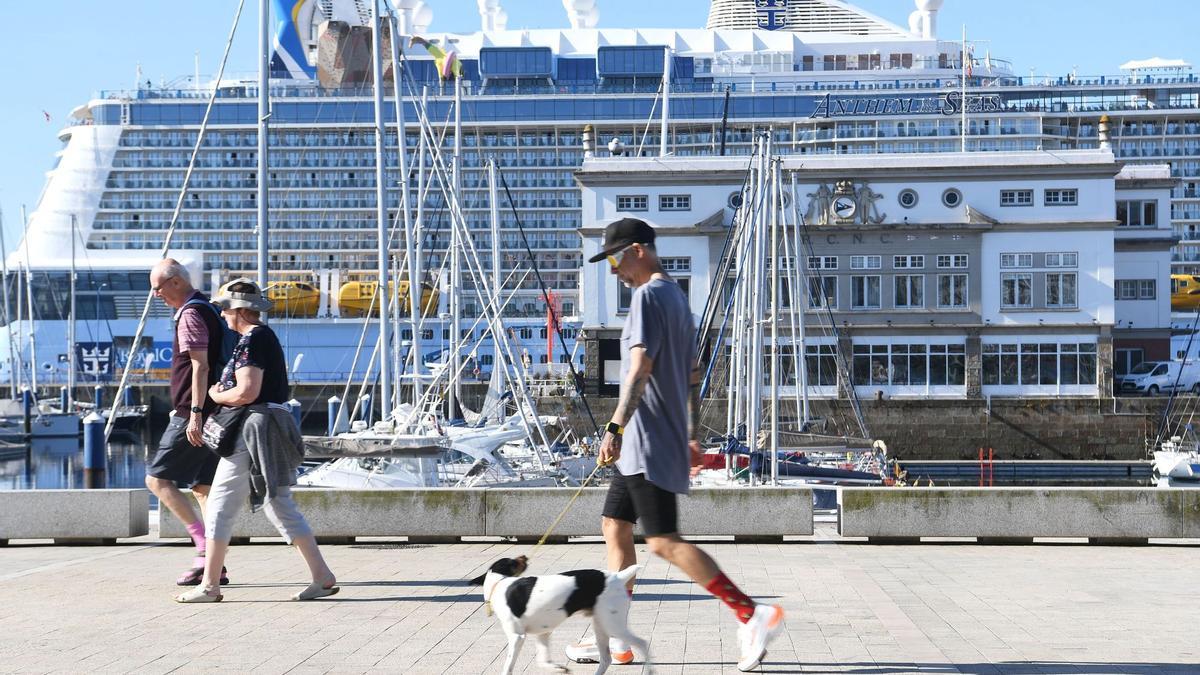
[150,258,195,308]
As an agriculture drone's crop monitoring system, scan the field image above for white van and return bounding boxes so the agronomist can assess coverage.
[1119,360,1200,396]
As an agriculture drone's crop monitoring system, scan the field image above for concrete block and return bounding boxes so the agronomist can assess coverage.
[483,487,813,538]
[160,489,485,540]
[0,490,149,542]
[839,487,1200,540]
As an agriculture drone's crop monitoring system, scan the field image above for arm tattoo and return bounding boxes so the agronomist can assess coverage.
[613,372,650,426]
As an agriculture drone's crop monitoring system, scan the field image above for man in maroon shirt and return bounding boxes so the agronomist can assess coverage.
[144,259,227,586]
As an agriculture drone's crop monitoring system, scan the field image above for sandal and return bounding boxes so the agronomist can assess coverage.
[292,581,339,601]
[176,565,230,586]
[174,586,223,603]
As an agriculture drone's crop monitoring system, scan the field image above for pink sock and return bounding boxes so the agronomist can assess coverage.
[186,521,206,553]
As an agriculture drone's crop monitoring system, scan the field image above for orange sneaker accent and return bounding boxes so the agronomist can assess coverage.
[612,649,635,664]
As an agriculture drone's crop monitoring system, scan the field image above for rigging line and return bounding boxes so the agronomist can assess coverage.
[793,173,871,441]
[1155,306,1200,447]
[697,142,764,399]
[634,82,663,157]
[104,0,247,439]
[496,170,600,437]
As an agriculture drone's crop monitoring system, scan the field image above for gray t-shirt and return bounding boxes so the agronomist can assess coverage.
[617,276,696,494]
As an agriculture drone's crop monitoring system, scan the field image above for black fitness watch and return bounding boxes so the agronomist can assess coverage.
[190,406,204,414]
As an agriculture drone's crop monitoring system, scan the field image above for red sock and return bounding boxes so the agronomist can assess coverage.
[704,572,756,623]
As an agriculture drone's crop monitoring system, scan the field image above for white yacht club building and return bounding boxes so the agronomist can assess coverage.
[577,148,1175,399]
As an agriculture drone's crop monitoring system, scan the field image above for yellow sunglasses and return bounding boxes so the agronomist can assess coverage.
[606,245,633,270]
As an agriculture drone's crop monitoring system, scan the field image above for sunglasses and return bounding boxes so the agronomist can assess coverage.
[606,245,634,270]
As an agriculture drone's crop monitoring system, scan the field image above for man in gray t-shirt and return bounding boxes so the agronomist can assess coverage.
[566,218,783,672]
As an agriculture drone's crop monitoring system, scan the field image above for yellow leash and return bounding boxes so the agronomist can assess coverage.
[529,456,613,558]
[484,456,612,616]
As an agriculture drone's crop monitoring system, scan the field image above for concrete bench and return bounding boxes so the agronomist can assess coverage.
[0,489,150,545]
[839,487,1200,544]
[160,487,813,543]
[482,487,812,542]
[160,489,487,543]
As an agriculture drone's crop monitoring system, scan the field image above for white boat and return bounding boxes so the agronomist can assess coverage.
[1152,431,1200,486]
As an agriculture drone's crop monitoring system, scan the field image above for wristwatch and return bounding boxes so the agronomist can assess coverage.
[190,406,204,414]
[604,421,624,436]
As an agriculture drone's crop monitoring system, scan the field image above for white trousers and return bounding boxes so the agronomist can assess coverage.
[204,448,312,544]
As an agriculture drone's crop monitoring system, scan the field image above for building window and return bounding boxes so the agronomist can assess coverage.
[1045,272,1078,308]
[851,275,881,309]
[852,344,890,385]
[929,344,967,385]
[1114,348,1144,376]
[897,188,918,208]
[1044,188,1078,206]
[850,255,881,270]
[618,284,632,312]
[894,275,924,308]
[937,274,968,308]
[808,276,837,308]
[1000,189,1034,206]
[983,342,1097,387]
[660,257,691,273]
[1045,252,1078,268]
[804,344,838,386]
[1001,273,1033,308]
[1116,280,1138,300]
[936,254,968,269]
[893,255,924,269]
[941,188,962,207]
[616,195,648,211]
[1138,279,1156,299]
[1000,253,1033,268]
[807,256,838,270]
[659,194,691,211]
[1117,200,1157,227]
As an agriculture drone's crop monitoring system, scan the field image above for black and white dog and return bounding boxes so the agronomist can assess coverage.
[471,556,651,674]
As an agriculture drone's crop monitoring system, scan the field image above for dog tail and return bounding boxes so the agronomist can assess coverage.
[612,564,641,586]
[467,572,487,586]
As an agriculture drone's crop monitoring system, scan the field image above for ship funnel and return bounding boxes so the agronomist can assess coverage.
[582,124,595,157]
[1099,115,1112,150]
[562,0,599,29]
[911,0,942,39]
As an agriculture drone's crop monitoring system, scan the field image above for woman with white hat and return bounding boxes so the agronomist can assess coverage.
[175,279,337,602]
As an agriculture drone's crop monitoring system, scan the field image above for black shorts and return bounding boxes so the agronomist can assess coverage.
[146,415,219,488]
[602,470,680,537]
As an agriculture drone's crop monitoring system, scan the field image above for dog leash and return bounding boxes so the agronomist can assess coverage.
[484,456,612,616]
[528,456,613,559]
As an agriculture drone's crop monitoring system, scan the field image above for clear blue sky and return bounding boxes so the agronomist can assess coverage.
[2,1,1197,247]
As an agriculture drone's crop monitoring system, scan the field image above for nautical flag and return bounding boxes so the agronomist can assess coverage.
[966,48,974,78]
[42,110,51,122]
[411,36,463,81]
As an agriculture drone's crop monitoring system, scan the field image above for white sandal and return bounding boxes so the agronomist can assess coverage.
[174,586,223,603]
[292,581,339,601]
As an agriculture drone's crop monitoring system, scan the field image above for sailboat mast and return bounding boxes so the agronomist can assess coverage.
[256,0,269,289]
[449,75,463,417]
[21,205,36,398]
[768,159,779,485]
[0,209,19,398]
[387,10,421,412]
[67,214,77,411]
[791,174,810,427]
[488,159,501,369]
[371,0,393,419]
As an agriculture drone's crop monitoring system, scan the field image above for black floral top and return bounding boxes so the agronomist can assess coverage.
[216,326,290,404]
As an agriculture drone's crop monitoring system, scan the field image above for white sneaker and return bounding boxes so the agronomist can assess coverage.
[565,636,635,665]
[737,604,785,671]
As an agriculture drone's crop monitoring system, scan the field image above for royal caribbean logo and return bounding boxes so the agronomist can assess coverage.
[756,0,788,31]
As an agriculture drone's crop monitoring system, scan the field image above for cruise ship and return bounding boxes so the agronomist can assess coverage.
[5,0,1199,399]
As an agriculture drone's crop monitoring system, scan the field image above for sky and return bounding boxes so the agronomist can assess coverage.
[2,0,1198,248]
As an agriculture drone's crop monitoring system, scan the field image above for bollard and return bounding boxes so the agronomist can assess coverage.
[287,398,302,429]
[83,412,106,489]
[327,395,341,436]
[122,386,137,407]
[358,394,372,425]
[60,386,69,413]
[93,385,104,410]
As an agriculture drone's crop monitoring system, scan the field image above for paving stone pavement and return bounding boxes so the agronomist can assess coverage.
[0,528,1197,674]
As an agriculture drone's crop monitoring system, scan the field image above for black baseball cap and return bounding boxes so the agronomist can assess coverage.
[587,217,657,263]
